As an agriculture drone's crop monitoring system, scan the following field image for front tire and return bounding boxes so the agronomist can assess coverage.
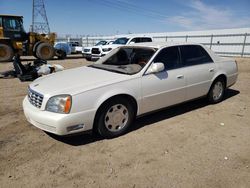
[96,97,135,138]
[208,78,225,104]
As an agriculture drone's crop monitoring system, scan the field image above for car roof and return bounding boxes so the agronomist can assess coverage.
[125,41,220,62]
[126,41,206,48]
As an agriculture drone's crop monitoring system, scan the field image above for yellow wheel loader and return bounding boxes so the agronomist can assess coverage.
[0,15,57,62]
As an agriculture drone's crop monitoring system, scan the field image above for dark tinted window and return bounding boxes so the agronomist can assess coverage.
[181,45,213,66]
[113,37,129,45]
[3,17,23,31]
[141,37,152,42]
[130,37,152,43]
[130,38,140,43]
[153,46,180,70]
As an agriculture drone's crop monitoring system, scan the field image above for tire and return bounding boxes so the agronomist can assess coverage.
[56,49,66,59]
[86,56,91,61]
[96,97,135,138]
[32,42,43,58]
[0,44,14,62]
[36,43,54,60]
[208,78,226,104]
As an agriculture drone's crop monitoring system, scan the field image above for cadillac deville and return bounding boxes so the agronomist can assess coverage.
[23,42,238,138]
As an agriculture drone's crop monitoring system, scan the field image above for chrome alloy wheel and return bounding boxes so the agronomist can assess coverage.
[212,81,223,101]
[104,104,129,132]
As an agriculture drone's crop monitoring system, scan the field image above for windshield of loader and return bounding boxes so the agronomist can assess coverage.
[3,17,24,32]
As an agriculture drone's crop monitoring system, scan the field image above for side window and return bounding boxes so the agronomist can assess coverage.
[134,38,141,43]
[181,45,213,66]
[130,38,136,43]
[141,38,152,42]
[153,46,180,70]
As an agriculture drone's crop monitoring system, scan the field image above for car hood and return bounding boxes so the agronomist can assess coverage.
[29,66,130,96]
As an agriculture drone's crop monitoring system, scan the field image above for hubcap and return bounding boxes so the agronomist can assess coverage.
[212,81,223,100]
[104,104,129,132]
[41,46,50,55]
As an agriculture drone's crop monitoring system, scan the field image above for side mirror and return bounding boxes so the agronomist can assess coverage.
[145,62,165,74]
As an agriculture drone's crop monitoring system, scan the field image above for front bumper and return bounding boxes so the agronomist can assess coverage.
[82,53,91,58]
[23,96,96,135]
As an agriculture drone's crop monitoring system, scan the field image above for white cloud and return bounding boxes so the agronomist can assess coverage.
[166,0,250,30]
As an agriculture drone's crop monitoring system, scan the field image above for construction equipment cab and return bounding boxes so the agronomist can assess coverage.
[0,15,56,62]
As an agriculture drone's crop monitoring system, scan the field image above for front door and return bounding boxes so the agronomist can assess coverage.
[141,46,186,114]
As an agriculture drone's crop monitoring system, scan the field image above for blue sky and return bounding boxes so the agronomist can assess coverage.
[0,0,250,36]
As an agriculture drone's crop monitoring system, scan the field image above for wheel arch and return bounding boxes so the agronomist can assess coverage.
[93,93,138,131]
[208,73,227,96]
[212,73,227,88]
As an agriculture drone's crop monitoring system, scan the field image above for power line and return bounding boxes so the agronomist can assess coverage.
[90,0,169,20]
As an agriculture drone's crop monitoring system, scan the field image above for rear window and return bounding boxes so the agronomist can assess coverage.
[130,37,152,43]
[141,37,152,42]
[180,45,213,66]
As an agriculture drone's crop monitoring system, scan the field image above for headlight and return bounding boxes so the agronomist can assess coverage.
[45,95,72,114]
[102,48,112,52]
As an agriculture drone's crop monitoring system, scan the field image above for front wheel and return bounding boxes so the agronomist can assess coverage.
[96,97,135,138]
[208,78,225,104]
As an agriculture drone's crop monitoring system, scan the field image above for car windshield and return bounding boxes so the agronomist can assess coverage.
[89,47,157,75]
[113,37,129,45]
[95,41,107,46]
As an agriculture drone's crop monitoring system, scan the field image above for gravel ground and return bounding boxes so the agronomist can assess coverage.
[0,55,249,188]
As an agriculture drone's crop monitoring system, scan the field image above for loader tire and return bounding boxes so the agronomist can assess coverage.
[0,44,14,62]
[36,43,54,60]
[32,41,43,58]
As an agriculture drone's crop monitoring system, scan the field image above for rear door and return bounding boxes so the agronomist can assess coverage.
[180,45,217,100]
[141,46,186,114]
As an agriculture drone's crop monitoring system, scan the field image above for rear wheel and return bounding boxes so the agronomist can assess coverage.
[0,44,14,62]
[36,43,54,60]
[208,78,225,104]
[96,97,135,138]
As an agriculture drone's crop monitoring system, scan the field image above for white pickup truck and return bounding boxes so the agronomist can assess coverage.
[91,36,152,60]
[82,40,113,61]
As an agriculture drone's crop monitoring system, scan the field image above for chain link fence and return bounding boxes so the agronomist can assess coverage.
[57,32,250,57]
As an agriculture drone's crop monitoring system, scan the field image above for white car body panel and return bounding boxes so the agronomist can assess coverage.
[23,42,238,135]
[141,68,186,113]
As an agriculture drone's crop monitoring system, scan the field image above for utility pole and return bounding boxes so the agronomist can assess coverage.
[31,0,50,34]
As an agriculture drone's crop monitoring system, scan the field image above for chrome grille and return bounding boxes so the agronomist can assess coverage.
[28,87,44,108]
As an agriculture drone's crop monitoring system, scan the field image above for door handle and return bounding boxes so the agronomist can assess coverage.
[176,75,184,79]
[209,68,214,72]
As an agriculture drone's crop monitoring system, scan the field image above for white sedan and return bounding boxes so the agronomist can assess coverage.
[23,42,238,138]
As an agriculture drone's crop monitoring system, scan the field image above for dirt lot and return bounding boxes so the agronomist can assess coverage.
[0,55,249,188]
